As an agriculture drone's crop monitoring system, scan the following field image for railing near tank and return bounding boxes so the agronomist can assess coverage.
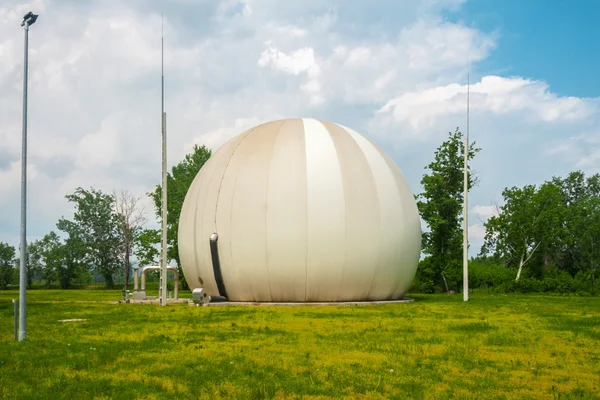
[139,265,179,300]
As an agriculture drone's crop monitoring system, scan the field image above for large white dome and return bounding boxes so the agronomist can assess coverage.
[178,118,421,302]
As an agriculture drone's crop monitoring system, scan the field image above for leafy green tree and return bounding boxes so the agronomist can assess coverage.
[26,240,44,288]
[150,145,212,288]
[55,220,88,289]
[0,242,15,290]
[575,196,600,293]
[416,128,479,292]
[59,188,121,288]
[552,171,600,291]
[36,231,66,288]
[482,182,564,281]
[134,228,161,267]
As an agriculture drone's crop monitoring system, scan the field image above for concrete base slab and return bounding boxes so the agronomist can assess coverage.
[131,291,147,300]
[122,298,189,304]
[190,298,414,307]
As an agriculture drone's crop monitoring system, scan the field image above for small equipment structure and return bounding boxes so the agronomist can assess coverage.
[128,265,180,302]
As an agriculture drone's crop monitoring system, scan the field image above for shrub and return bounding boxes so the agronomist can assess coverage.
[556,271,574,295]
[0,263,13,290]
[470,261,514,290]
[515,278,543,293]
[413,257,437,293]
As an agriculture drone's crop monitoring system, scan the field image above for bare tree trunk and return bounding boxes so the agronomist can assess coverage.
[515,242,541,281]
[123,247,130,290]
[516,252,525,281]
[114,189,146,292]
[441,272,449,293]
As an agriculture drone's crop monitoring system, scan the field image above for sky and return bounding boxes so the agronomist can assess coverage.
[1,0,599,258]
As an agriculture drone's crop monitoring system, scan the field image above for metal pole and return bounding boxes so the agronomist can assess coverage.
[19,23,30,341]
[141,267,146,292]
[159,16,168,306]
[160,110,167,306]
[13,299,18,341]
[463,71,470,302]
[174,270,179,300]
[133,267,139,291]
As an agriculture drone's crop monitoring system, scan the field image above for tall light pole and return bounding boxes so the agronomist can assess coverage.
[463,68,470,302]
[19,11,38,341]
[159,15,168,307]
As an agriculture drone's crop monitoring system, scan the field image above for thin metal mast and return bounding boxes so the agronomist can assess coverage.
[19,20,30,341]
[463,55,470,302]
[160,14,168,306]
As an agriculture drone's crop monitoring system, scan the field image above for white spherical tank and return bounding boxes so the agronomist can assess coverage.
[178,118,421,302]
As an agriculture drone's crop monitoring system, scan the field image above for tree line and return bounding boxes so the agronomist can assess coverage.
[1,129,598,296]
[414,129,598,295]
[1,188,144,290]
[0,145,212,291]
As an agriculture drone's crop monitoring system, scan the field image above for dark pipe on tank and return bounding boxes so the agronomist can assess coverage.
[210,233,228,299]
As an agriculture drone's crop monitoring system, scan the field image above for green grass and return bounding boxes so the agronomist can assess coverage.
[0,290,599,400]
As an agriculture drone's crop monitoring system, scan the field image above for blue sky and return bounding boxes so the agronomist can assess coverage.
[0,0,599,258]
[453,0,600,97]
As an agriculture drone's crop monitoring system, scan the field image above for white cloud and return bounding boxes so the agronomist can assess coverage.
[469,223,486,241]
[402,18,496,71]
[471,205,498,221]
[186,116,278,151]
[265,23,307,38]
[258,43,317,75]
[576,149,600,168]
[375,76,597,138]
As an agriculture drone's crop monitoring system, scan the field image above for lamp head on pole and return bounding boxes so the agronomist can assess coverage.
[21,11,38,27]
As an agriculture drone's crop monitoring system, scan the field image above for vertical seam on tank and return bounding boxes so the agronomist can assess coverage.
[336,124,383,300]
[363,153,384,300]
[194,151,225,291]
[323,121,348,302]
[366,137,404,299]
[303,119,309,302]
[380,149,410,299]
[264,120,287,302]
[213,127,259,232]
[192,166,203,288]
[227,160,245,299]
[211,126,259,300]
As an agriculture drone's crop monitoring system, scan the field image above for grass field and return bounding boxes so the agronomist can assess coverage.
[0,289,598,400]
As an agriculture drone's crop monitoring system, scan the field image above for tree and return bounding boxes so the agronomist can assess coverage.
[416,128,480,292]
[150,144,211,288]
[0,242,15,290]
[55,220,88,289]
[26,240,44,289]
[134,228,161,268]
[114,190,146,290]
[481,182,563,281]
[552,171,600,291]
[35,231,66,288]
[576,195,600,294]
[59,188,121,288]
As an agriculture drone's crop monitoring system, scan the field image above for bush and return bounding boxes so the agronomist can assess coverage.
[72,268,93,286]
[410,256,597,296]
[470,261,514,290]
[413,257,437,293]
[542,277,558,292]
[515,278,543,293]
[0,263,14,290]
[556,271,574,295]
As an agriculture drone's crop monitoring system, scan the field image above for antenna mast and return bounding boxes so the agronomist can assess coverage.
[159,13,168,306]
[463,51,470,302]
